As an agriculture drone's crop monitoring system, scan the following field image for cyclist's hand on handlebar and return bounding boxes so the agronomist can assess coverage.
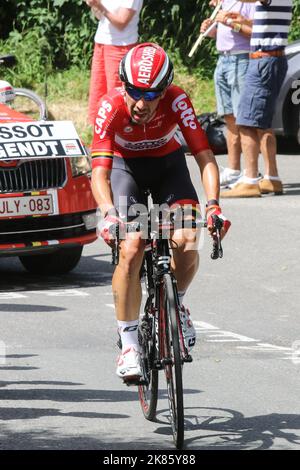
[206,205,231,239]
[98,214,124,247]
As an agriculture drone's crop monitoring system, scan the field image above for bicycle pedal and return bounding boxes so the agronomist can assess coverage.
[154,360,163,370]
[123,376,147,386]
[161,358,173,366]
[183,354,193,363]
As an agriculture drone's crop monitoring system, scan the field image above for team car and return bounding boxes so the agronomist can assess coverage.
[272,38,300,145]
[0,59,97,274]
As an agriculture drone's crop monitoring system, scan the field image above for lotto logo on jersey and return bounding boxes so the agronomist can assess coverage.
[172,93,197,130]
[95,100,113,139]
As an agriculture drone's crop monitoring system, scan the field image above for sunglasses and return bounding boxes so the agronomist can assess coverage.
[125,86,162,101]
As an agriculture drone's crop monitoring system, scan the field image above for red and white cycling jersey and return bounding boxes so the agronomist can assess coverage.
[91,84,210,169]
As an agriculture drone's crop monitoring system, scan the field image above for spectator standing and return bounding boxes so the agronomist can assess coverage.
[86,0,143,124]
[221,0,293,197]
[201,0,255,188]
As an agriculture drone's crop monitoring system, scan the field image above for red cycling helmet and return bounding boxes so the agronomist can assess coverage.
[119,42,174,92]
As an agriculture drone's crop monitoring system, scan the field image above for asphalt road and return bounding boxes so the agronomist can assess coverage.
[0,147,300,451]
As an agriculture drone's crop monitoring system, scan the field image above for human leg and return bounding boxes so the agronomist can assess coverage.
[226,54,250,172]
[104,44,136,93]
[224,114,242,171]
[220,114,243,187]
[110,165,146,377]
[112,236,145,322]
[88,43,106,124]
[221,59,264,197]
[254,57,288,194]
[259,128,278,176]
[258,128,283,194]
[220,124,261,197]
[152,150,201,292]
[215,55,249,185]
[171,225,199,352]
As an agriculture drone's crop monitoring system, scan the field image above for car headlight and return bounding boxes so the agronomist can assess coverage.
[70,155,92,177]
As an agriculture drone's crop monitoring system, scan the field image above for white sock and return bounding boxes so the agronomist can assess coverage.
[264,175,281,181]
[227,168,241,175]
[117,320,139,352]
[178,291,186,307]
[243,175,260,185]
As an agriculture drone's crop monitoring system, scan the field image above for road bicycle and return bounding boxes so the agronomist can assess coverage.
[0,54,48,120]
[111,195,224,449]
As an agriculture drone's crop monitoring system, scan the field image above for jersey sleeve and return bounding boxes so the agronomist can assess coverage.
[170,87,211,155]
[91,95,117,170]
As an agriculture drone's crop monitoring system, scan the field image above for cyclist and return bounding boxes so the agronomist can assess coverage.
[91,43,231,381]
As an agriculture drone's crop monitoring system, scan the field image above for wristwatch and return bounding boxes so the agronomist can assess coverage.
[206,199,219,209]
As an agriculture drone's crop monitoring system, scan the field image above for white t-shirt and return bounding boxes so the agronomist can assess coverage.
[94,0,143,46]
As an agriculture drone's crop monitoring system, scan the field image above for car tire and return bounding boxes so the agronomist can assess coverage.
[291,101,300,146]
[19,246,83,275]
[296,107,300,146]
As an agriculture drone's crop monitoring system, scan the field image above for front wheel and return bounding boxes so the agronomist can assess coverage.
[160,273,184,449]
[19,246,83,275]
[138,312,159,421]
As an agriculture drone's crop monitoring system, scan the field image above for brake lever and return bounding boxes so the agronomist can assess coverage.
[111,223,120,265]
[211,215,223,260]
[110,221,141,265]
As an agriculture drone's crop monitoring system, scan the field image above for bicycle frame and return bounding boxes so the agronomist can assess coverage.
[141,225,189,373]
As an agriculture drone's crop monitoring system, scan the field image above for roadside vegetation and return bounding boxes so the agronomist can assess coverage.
[0,0,299,143]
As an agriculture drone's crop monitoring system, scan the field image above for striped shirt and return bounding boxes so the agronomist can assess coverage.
[251,0,293,51]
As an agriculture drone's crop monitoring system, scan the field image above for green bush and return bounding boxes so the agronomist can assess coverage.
[0,0,214,83]
[290,0,300,41]
[0,0,299,86]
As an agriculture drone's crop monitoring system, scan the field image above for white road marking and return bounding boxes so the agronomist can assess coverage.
[28,289,89,297]
[194,320,296,362]
[106,304,115,309]
[194,321,256,343]
[0,289,89,299]
[0,293,27,299]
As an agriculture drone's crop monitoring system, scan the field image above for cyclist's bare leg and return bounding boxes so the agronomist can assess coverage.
[170,228,199,292]
[112,234,145,321]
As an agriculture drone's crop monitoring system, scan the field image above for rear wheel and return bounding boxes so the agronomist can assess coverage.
[161,273,184,449]
[19,246,83,275]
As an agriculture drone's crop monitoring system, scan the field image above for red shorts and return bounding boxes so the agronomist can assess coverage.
[88,43,136,124]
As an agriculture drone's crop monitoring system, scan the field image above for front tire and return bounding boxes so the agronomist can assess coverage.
[19,246,83,275]
[138,311,159,421]
[161,273,184,449]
